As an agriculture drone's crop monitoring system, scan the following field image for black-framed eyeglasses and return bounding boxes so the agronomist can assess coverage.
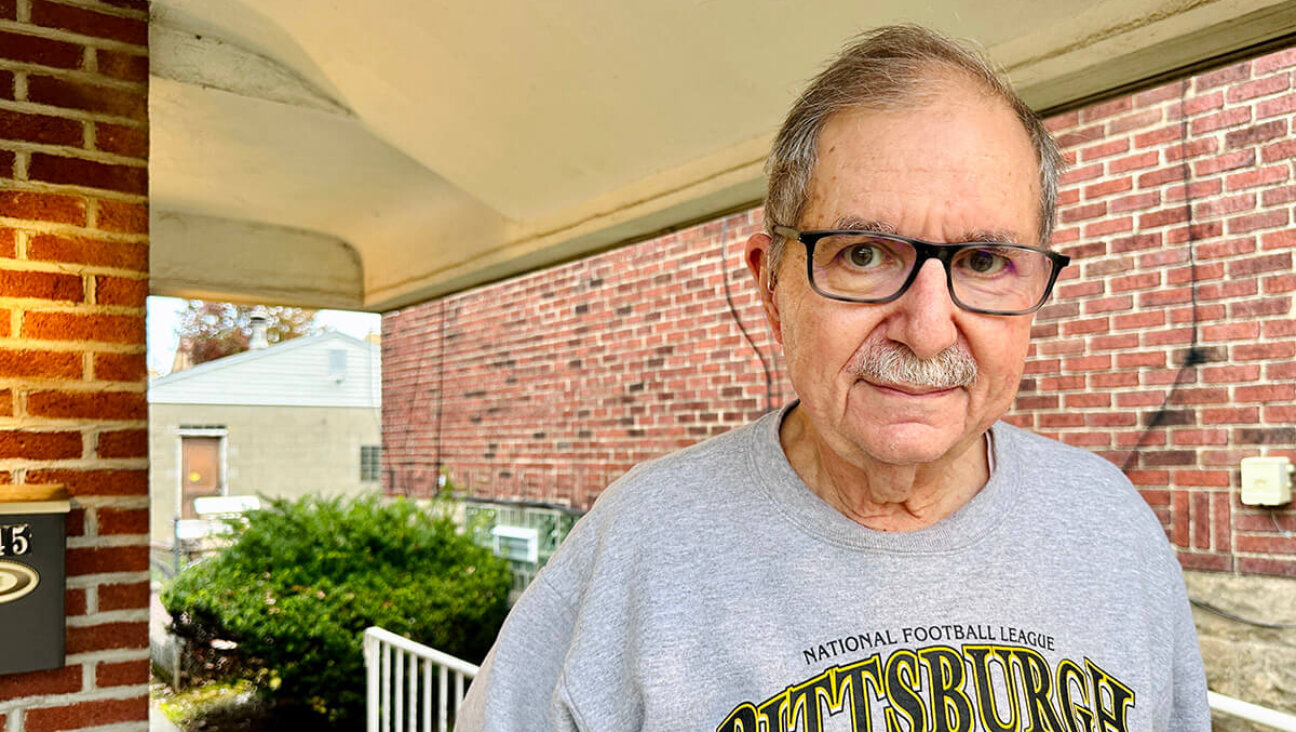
[772,225,1070,316]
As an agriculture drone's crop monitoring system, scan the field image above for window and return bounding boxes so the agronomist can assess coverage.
[462,500,582,595]
[360,445,381,482]
[329,349,347,382]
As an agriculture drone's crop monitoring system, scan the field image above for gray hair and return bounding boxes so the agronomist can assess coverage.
[849,338,978,389]
[764,25,1064,275]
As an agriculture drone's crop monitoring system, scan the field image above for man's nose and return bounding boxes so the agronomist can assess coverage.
[884,259,959,359]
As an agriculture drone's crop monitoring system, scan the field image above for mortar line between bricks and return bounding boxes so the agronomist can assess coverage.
[64,459,152,471]
[34,0,149,21]
[0,139,148,168]
[46,723,150,732]
[66,533,149,546]
[65,593,150,606]
[66,573,150,588]
[0,454,150,471]
[59,496,148,507]
[0,374,149,389]
[0,343,146,357]
[0,190,148,212]
[0,19,147,53]
[2,304,148,319]
[17,147,149,173]
[0,59,147,92]
[0,218,150,242]
[0,686,148,711]
[0,99,146,131]
[0,295,146,313]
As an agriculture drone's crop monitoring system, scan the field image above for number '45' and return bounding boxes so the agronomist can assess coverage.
[0,525,31,556]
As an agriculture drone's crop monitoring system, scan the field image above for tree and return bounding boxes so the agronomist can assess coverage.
[176,301,319,367]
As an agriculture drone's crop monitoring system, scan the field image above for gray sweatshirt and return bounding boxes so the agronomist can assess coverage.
[458,406,1210,731]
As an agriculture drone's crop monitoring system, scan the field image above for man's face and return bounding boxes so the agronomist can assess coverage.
[748,78,1042,468]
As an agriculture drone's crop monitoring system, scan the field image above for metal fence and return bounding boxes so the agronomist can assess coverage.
[364,626,478,732]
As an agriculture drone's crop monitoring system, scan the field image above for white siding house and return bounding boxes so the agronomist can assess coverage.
[148,332,382,547]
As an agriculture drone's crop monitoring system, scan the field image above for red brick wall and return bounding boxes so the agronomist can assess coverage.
[0,0,150,728]
[383,210,792,508]
[1028,48,1296,577]
[383,46,1296,577]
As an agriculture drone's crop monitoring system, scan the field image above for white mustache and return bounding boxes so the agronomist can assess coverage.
[849,340,978,389]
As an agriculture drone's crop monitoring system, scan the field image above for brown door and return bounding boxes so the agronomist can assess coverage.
[181,436,222,518]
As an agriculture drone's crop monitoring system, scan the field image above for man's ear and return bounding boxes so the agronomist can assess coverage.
[744,232,783,345]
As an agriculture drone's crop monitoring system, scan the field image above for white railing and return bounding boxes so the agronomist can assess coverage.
[1211,691,1296,730]
[364,626,478,732]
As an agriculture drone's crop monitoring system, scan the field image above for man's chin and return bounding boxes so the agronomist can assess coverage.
[845,422,965,467]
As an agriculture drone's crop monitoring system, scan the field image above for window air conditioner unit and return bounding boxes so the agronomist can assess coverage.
[491,526,539,563]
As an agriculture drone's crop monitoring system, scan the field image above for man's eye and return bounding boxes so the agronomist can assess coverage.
[844,244,884,268]
[961,249,1009,275]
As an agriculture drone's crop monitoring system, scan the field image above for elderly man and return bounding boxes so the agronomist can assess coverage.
[459,25,1209,731]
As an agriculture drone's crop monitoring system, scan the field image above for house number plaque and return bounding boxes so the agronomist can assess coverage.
[0,524,38,605]
[0,486,71,675]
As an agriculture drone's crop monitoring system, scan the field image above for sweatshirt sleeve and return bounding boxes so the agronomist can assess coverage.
[1167,587,1212,731]
[456,574,580,731]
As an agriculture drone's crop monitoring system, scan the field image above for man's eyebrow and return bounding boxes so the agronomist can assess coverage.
[960,229,1023,245]
[832,216,898,233]
[831,217,1024,245]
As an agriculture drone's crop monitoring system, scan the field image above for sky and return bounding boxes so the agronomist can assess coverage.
[146,296,382,376]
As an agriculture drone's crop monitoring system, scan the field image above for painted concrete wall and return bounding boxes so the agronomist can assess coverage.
[148,404,381,544]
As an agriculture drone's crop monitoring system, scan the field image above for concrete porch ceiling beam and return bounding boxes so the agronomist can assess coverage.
[147,0,1296,311]
[150,211,363,309]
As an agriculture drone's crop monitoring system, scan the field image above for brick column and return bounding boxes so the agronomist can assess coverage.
[0,1,150,729]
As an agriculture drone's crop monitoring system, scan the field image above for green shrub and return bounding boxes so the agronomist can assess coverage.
[161,494,512,725]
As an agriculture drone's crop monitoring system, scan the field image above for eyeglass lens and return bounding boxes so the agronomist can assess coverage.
[810,233,1054,312]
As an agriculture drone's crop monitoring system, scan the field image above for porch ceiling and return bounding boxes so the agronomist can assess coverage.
[149,0,1296,311]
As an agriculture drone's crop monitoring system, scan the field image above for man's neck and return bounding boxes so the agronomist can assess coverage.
[778,406,990,532]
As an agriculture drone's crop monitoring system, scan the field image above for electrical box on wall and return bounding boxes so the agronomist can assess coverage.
[1240,457,1294,507]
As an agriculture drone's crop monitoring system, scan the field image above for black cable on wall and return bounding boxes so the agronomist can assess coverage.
[718,215,775,413]
[1120,78,1209,474]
